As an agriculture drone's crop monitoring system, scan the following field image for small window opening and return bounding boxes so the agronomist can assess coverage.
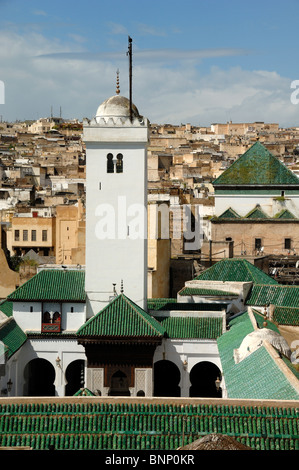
[116,153,123,173]
[107,153,114,173]
[285,238,292,250]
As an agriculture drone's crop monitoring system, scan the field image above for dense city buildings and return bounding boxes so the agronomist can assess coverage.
[0,105,298,450]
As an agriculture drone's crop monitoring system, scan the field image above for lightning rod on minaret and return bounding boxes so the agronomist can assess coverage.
[127,36,133,122]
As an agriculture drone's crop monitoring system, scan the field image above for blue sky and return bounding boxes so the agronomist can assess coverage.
[1,0,299,126]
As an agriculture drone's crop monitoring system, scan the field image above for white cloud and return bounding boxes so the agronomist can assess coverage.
[0,29,298,127]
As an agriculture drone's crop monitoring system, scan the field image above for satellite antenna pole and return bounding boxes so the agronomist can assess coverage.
[127,36,133,122]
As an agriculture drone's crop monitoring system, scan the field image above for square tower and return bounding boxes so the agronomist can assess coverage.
[83,94,149,317]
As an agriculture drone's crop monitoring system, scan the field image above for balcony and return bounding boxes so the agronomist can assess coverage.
[42,312,61,333]
[41,322,61,333]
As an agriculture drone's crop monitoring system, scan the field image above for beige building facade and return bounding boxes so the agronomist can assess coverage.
[9,214,56,257]
[55,200,85,265]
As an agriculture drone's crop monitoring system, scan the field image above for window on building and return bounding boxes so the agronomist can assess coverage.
[31,230,37,241]
[14,230,20,241]
[23,230,28,241]
[285,238,292,250]
[42,230,47,242]
[116,153,123,173]
[107,153,114,173]
[255,238,262,250]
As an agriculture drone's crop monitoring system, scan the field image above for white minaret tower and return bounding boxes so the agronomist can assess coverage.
[83,71,149,317]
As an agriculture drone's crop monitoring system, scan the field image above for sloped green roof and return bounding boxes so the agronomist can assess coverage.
[178,287,238,297]
[274,209,297,219]
[272,306,299,326]
[245,205,269,219]
[246,284,299,308]
[194,258,278,285]
[218,207,240,219]
[0,318,27,359]
[217,312,299,400]
[77,294,165,338]
[155,316,223,339]
[7,269,86,302]
[0,300,13,317]
[147,298,177,310]
[213,142,299,186]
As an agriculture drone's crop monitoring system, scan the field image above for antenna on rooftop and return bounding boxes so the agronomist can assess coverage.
[127,36,133,122]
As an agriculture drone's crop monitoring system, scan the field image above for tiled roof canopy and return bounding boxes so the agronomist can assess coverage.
[77,294,165,338]
[7,270,86,302]
[213,142,299,186]
[194,258,278,285]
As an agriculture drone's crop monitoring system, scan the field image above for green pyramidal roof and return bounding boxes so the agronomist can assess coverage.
[7,269,86,302]
[194,258,278,285]
[77,294,165,338]
[213,142,299,186]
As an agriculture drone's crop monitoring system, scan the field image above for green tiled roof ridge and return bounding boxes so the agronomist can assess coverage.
[7,269,86,302]
[245,205,269,219]
[274,209,297,219]
[194,258,278,285]
[77,294,166,337]
[218,207,241,219]
[213,142,299,186]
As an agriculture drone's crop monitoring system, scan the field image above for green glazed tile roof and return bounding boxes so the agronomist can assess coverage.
[0,300,13,317]
[0,399,298,450]
[147,298,177,310]
[178,287,238,297]
[218,207,241,219]
[217,312,299,400]
[77,294,165,338]
[155,316,223,339]
[274,209,297,219]
[245,205,269,219]
[213,142,299,186]
[194,258,278,285]
[0,318,27,359]
[246,284,299,309]
[273,306,299,326]
[7,269,86,302]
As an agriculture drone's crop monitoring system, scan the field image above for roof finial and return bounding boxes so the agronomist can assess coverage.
[120,279,124,294]
[116,69,120,95]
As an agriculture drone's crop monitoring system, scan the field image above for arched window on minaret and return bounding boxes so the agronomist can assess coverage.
[107,153,114,173]
[116,153,123,173]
